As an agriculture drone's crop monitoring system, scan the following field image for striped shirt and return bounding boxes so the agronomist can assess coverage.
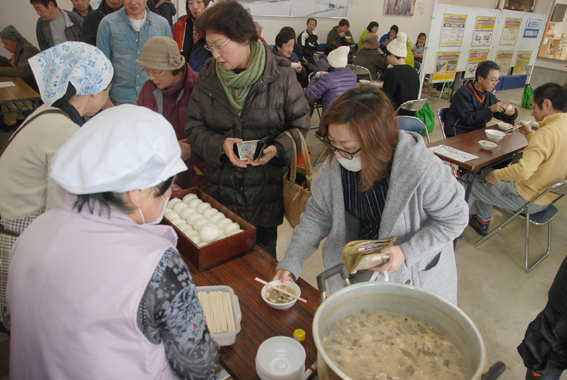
[340,166,390,239]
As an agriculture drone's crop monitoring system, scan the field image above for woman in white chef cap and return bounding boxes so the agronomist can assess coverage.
[5,105,220,380]
[0,41,113,327]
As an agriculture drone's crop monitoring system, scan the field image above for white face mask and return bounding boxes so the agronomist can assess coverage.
[138,187,169,225]
[337,157,362,172]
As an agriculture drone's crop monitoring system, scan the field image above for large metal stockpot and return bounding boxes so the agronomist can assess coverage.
[312,265,499,380]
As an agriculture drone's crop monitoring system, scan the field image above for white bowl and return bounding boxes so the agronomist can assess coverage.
[290,62,300,69]
[485,129,505,142]
[261,281,301,310]
[497,122,513,131]
[359,79,371,85]
[256,336,305,380]
[479,140,497,151]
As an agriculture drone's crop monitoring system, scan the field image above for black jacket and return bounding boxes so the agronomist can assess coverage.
[185,44,311,227]
[444,82,517,137]
[298,30,318,65]
[155,1,176,27]
[81,1,121,45]
[382,64,419,111]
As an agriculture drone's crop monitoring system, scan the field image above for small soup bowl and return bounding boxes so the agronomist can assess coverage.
[485,129,505,142]
[479,140,497,151]
[261,281,301,310]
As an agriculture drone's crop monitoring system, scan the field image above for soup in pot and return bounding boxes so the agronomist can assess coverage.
[322,310,468,380]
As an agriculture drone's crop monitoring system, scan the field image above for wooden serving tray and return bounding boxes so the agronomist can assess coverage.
[163,187,256,270]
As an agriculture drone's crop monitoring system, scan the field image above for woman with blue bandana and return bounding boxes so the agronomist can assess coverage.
[0,41,113,325]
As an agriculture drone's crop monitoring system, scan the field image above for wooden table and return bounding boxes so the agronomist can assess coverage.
[0,76,41,115]
[184,246,321,380]
[427,127,528,201]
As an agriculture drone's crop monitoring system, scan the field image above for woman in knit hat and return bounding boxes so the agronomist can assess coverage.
[305,46,357,118]
[0,41,113,325]
[353,33,388,80]
[136,36,207,190]
[383,32,420,114]
[185,1,310,258]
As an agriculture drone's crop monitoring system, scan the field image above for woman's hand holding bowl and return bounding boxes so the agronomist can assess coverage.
[273,269,294,283]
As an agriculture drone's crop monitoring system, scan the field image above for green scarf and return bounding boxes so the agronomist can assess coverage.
[215,41,266,112]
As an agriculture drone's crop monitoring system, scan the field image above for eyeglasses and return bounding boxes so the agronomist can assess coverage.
[204,38,230,52]
[142,68,164,77]
[487,77,500,83]
[317,134,361,160]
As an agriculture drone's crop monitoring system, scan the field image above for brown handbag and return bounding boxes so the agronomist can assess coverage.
[283,130,313,228]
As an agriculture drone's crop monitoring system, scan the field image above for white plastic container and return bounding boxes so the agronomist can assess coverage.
[196,285,242,346]
[256,336,306,380]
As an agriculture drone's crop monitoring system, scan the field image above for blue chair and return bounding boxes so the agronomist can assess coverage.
[438,106,449,139]
[396,116,430,143]
[475,179,567,272]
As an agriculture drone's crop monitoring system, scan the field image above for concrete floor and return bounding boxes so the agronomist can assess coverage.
[0,87,565,379]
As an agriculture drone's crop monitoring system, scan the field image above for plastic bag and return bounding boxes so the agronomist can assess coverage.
[416,103,435,134]
[343,238,397,274]
[522,84,534,109]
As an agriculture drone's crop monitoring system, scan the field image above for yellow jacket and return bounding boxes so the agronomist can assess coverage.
[494,113,567,205]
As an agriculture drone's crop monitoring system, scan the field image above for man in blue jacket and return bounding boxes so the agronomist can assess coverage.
[97,0,172,105]
[444,60,517,138]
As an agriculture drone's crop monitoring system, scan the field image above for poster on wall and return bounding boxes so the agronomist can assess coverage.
[384,0,416,16]
[496,50,514,76]
[440,14,467,46]
[523,19,542,38]
[240,0,348,17]
[464,50,489,79]
[514,51,532,74]
[472,16,496,46]
[433,52,460,82]
[500,18,522,45]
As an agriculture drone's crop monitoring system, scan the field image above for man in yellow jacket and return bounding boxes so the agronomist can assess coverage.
[468,82,567,235]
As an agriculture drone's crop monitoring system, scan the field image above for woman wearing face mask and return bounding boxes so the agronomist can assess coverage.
[0,41,113,326]
[273,87,468,304]
[5,105,220,379]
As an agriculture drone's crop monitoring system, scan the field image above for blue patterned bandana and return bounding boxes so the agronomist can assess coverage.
[29,42,114,106]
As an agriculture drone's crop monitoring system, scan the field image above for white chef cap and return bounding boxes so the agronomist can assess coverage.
[51,105,188,194]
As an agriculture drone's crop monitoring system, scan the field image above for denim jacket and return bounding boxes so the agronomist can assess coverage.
[96,7,172,104]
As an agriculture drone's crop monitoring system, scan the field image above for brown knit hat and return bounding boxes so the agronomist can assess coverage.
[135,36,185,71]
[364,34,379,50]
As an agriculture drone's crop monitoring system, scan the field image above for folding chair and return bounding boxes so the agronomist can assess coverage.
[395,98,428,115]
[346,64,372,81]
[475,179,567,272]
[437,106,449,139]
[396,116,430,143]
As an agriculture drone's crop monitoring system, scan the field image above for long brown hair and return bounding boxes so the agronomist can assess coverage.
[321,87,399,191]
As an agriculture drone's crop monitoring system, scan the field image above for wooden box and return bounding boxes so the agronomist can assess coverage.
[163,187,256,270]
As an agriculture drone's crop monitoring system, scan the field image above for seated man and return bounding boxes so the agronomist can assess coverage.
[97,0,172,105]
[327,18,354,48]
[379,24,398,52]
[467,83,567,236]
[71,0,93,19]
[382,32,419,114]
[273,29,306,86]
[31,0,83,51]
[0,25,40,128]
[353,34,387,80]
[80,0,122,46]
[298,18,318,65]
[444,60,517,138]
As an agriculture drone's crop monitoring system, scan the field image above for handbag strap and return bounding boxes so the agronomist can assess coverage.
[283,129,313,183]
[0,108,68,158]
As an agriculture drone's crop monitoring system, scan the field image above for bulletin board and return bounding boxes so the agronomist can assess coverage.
[423,4,546,83]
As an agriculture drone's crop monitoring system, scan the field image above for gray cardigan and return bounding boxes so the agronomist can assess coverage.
[276,131,468,304]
